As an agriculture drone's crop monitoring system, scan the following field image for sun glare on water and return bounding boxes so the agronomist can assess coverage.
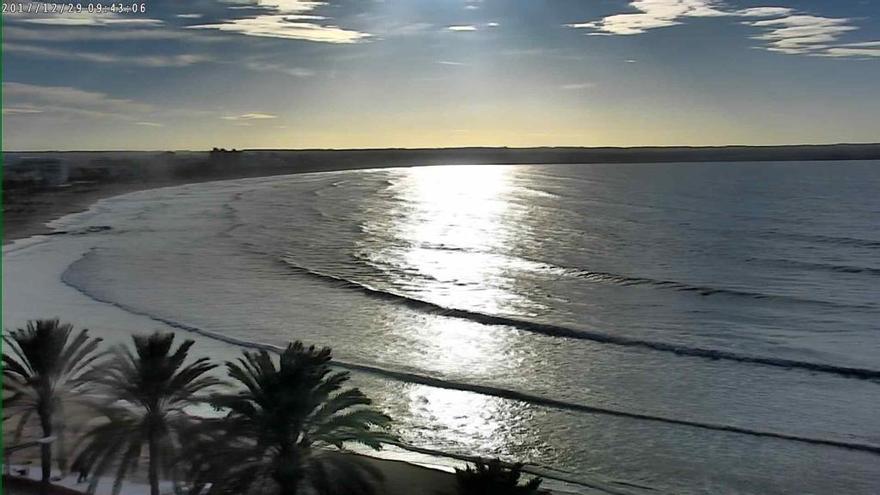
[360,164,539,457]
[380,164,535,314]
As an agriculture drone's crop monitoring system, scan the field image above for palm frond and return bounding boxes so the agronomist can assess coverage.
[189,340,394,495]
[455,459,548,495]
[75,331,220,495]
[2,319,105,481]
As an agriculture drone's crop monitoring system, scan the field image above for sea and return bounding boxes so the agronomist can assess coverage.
[4,161,880,494]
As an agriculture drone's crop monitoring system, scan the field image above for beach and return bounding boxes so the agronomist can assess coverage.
[3,203,466,495]
[6,0,880,489]
[3,158,596,495]
[7,145,880,243]
[3,169,470,495]
[4,155,880,494]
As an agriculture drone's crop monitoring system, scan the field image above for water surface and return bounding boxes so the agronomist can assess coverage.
[44,161,880,493]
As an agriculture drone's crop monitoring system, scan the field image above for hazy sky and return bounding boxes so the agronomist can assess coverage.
[3,0,880,150]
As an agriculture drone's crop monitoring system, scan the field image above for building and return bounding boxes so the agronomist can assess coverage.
[4,158,70,187]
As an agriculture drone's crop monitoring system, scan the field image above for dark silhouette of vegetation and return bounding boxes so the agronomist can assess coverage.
[186,342,393,495]
[3,320,104,495]
[4,321,549,495]
[455,459,548,495]
[72,333,221,495]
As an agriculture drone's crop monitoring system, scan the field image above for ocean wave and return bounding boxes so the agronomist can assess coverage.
[279,257,880,382]
[747,257,880,276]
[333,361,880,455]
[345,239,873,310]
[53,264,880,459]
[564,267,874,309]
[56,260,880,457]
[761,230,880,249]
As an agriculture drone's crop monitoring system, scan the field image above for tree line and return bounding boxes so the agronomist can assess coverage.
[3,319,548,495]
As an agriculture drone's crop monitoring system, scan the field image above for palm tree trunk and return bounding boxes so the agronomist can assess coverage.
[148,433,160,495]
[273,447,303,495]
[38,408,53,495]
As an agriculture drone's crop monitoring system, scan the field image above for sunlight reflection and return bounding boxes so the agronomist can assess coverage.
[365,164,539,315]
[357,164,541,459]
[405,384,523,456]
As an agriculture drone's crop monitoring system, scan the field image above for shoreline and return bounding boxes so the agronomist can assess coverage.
[2,175,598,495]
[6,147,880,244]
[0,191,494,495]
[5,176,299,243]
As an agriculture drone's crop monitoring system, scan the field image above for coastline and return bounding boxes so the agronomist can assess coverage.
[2,174,599,495]
[1,173,468,495]
[6,145,880,244]
[5,176,290,244]
[4,181,177,242]
[11,161,879,494]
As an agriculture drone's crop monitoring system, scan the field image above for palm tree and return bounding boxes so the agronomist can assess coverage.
[3,319,104,494]
[73,332,221,495]
[187,342,394,495]
[455,459,548,495]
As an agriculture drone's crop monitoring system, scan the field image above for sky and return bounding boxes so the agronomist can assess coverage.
[2,0,880,151]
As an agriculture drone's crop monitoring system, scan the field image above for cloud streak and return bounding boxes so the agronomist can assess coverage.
[222,113,279,121]
[2,82,154,120]
[244,61,316,77]
[561,83,595,90]
[567,0,737,36]
[746,15,864,56]
[567,1,877,58]
[10,9,164,27]
[190,14,368,43]
[4,43,210,67]
[3,25,216,42]
[188,1,368,43]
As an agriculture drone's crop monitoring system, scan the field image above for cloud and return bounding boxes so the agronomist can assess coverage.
[821,47,880,58]
[189,14,369,43]
[813,41,880,58]
[371,21,434,38]
[222,113,279,121]
[134,121,163,127]
[177,13,204,19]
[3,82,154,120]
[189,1,368,43]
[4,43,210,67]
[561,83,595,90]
[247,0,324,13]
[12,11,163,27]
[568,1,876,58]
[736,7,793,17]
[448,25,477,32]
[3,25,214,41]
[834,41,880,48]
[3,107,44,115]
[244,61,316,77]
[746,15,859,55]
[567,0,732,35]
[486,22,500,28]
[437,60,468,66]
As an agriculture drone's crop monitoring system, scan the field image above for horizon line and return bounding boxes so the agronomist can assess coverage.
[5,142,880,154]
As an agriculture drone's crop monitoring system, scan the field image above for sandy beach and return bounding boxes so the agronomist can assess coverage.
[7,0,880,489]
[6,0,880,486]
[3,160,596,495]
[6,151,879,494]
[2,171,470,495]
